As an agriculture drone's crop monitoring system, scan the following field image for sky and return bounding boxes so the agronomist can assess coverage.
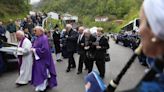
[30,0,40,4]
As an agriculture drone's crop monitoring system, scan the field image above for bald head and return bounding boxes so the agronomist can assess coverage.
[84,29,90,33]
[16,30,25,41]
[0,21,2,25]
[84,29,91,37]
[66,24,72,32]
[34,26,45,36]
[34,26,45,32]
[9,19,13,23]
[78,26,85,34]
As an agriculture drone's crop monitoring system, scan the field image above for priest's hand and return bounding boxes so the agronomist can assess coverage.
[30,48,35,52]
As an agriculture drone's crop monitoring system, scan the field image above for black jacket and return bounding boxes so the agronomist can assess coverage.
[85,35,96,52]
[53,30,61,53]
[95,36,109,60]
[0,25,6,35]
[77,34,85,54]
[64,29,78,52]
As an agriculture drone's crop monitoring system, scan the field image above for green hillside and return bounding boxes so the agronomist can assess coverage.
[0,0,30,22]
[37,0,142,18]
[36,0,143,32]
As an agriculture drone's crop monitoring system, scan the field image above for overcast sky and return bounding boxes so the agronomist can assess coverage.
[30,0,40,4]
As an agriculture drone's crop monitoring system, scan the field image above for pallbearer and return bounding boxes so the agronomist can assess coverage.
[31,26,57,92]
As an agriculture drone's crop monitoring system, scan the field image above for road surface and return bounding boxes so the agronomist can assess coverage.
[0,39,146,92]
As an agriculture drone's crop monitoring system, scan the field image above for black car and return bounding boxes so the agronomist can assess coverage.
[116,33,130,47]
[0,40,18,74]
[115,33,147,66]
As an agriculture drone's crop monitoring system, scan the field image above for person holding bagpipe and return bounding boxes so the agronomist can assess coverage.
[85,0,164,92]
[132,0,164,91]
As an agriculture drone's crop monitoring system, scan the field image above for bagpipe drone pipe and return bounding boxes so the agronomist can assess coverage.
[122,56,164,92]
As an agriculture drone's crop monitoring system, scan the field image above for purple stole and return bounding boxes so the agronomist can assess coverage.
[18,37,25,70]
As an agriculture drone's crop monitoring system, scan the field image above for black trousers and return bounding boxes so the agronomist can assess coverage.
[77,52,87,72]
[87,59,94,73]
[88,58,105,78]
[67,51,76,69]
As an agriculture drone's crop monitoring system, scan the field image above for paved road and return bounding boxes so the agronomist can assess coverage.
[0,39,146,92]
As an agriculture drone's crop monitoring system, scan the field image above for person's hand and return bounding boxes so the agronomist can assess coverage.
[60,44,63,47]
[65,35,68,38]
[93,42,99,46]
[84,46,90,50]
[96,46,101,49]
[30,48,35,52]
[85,82,91,91]
[81,43,84,46]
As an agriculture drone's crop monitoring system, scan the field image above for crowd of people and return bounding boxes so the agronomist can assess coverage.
[52,24,110,79]
[0,12,47,43]
[0,11,110,91]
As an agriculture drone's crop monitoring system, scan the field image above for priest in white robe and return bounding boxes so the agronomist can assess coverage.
[15,30,33,86]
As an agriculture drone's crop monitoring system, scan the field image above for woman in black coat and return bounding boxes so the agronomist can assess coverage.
[83,30,96,73]
[93,28,109,79]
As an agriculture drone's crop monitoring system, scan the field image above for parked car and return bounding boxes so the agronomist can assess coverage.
[0,40,18,73]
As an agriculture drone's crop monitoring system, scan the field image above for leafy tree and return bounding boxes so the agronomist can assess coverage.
[35,0,142,32]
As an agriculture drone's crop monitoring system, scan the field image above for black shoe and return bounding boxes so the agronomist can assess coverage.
[100,75,104,79]
[57,59,62,62]
[84,68,88,70]
[39,90,47,92]
[71,65,76,69]
[59,59,62,61]
[16,83,27,87]
[77,71,82,75]
[66,68,70,72]
[39,91,46,92]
